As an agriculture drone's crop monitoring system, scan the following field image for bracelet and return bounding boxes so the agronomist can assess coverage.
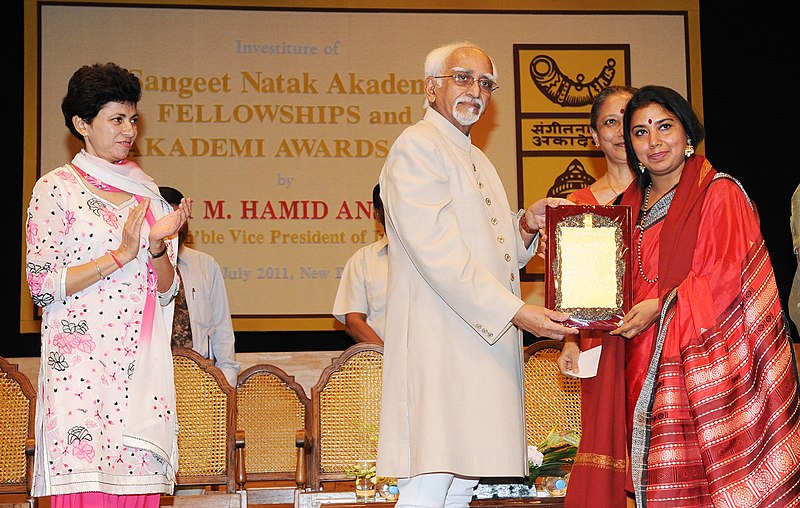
[520,217,537,235]
[148,244,168,259]
[108,250,124,269]
[92,258,103,280]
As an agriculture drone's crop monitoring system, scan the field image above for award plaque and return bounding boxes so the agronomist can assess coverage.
[545,205,632,330]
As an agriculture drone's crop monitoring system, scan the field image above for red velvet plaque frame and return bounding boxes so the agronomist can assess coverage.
[545,205,632,330]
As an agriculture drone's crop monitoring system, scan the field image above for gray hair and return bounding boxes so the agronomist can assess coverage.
[423,41,497,109]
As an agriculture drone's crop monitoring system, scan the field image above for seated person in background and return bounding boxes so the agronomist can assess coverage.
[332,183,387,344]
[160,186,240,386]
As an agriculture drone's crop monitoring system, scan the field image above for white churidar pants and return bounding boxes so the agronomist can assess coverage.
[395,473,479,508]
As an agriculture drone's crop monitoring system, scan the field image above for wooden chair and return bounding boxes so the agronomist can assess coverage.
[0,358,36,508]
[296,343,384,492]
[236,363,310,505]
[168,347,244,507]
[523,340,581,446]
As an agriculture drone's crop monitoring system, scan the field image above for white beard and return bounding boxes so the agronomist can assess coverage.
[452,97,483,126]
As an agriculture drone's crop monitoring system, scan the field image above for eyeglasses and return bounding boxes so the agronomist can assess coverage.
[434,73,499,93]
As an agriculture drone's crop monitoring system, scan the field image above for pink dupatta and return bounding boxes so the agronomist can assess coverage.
[72,164,160,345]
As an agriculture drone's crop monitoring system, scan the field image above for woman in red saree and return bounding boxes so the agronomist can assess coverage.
[558,85,637,508]
[612,85,800,507]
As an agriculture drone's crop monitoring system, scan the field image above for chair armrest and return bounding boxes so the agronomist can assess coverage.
[295,429,313,489]
[25,436,35,506]
[235,429,246,491]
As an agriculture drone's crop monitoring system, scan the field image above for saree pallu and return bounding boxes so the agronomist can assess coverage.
[565,332,629,508]
[634,238,800,507]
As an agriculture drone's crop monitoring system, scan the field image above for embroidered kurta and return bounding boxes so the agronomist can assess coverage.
[25,154,179,497]
[377,108,535,479]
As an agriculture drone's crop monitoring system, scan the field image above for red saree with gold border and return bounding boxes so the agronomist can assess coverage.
[621,156,800,507]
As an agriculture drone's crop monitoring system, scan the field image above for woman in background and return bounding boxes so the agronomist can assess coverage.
[568,85,637,206]
[612,85,800,506]
[557,85,636,508]
[25,62,191,507]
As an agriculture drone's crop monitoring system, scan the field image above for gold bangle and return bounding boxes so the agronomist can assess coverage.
[92,258,103,280]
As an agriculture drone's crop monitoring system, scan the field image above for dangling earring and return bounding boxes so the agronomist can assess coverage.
[684,138,694,158]
[638,162,646,173]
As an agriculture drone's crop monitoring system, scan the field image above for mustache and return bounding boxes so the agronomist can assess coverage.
[455,96,484,112]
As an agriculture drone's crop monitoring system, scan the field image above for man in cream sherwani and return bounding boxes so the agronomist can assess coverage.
[377,41,579,508]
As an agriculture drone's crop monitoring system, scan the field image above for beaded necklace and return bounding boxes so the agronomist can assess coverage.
[637,183,658,283]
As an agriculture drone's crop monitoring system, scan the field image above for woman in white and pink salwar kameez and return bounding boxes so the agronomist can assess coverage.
[25,62,191,508]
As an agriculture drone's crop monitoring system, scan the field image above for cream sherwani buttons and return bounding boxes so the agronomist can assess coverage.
[474,324,488,335]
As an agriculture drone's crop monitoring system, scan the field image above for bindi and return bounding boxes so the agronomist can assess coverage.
[620,108,625,114]
[648,118,653,124]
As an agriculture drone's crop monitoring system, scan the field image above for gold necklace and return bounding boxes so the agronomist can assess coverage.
[637,183,658,283]
[607,176,622,196]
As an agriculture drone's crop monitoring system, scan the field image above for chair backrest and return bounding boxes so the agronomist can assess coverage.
[0,357,36,507]
[523,340,581,445]
[236,363,310,483]
[172,347,240,493]
[305,343,384,490]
